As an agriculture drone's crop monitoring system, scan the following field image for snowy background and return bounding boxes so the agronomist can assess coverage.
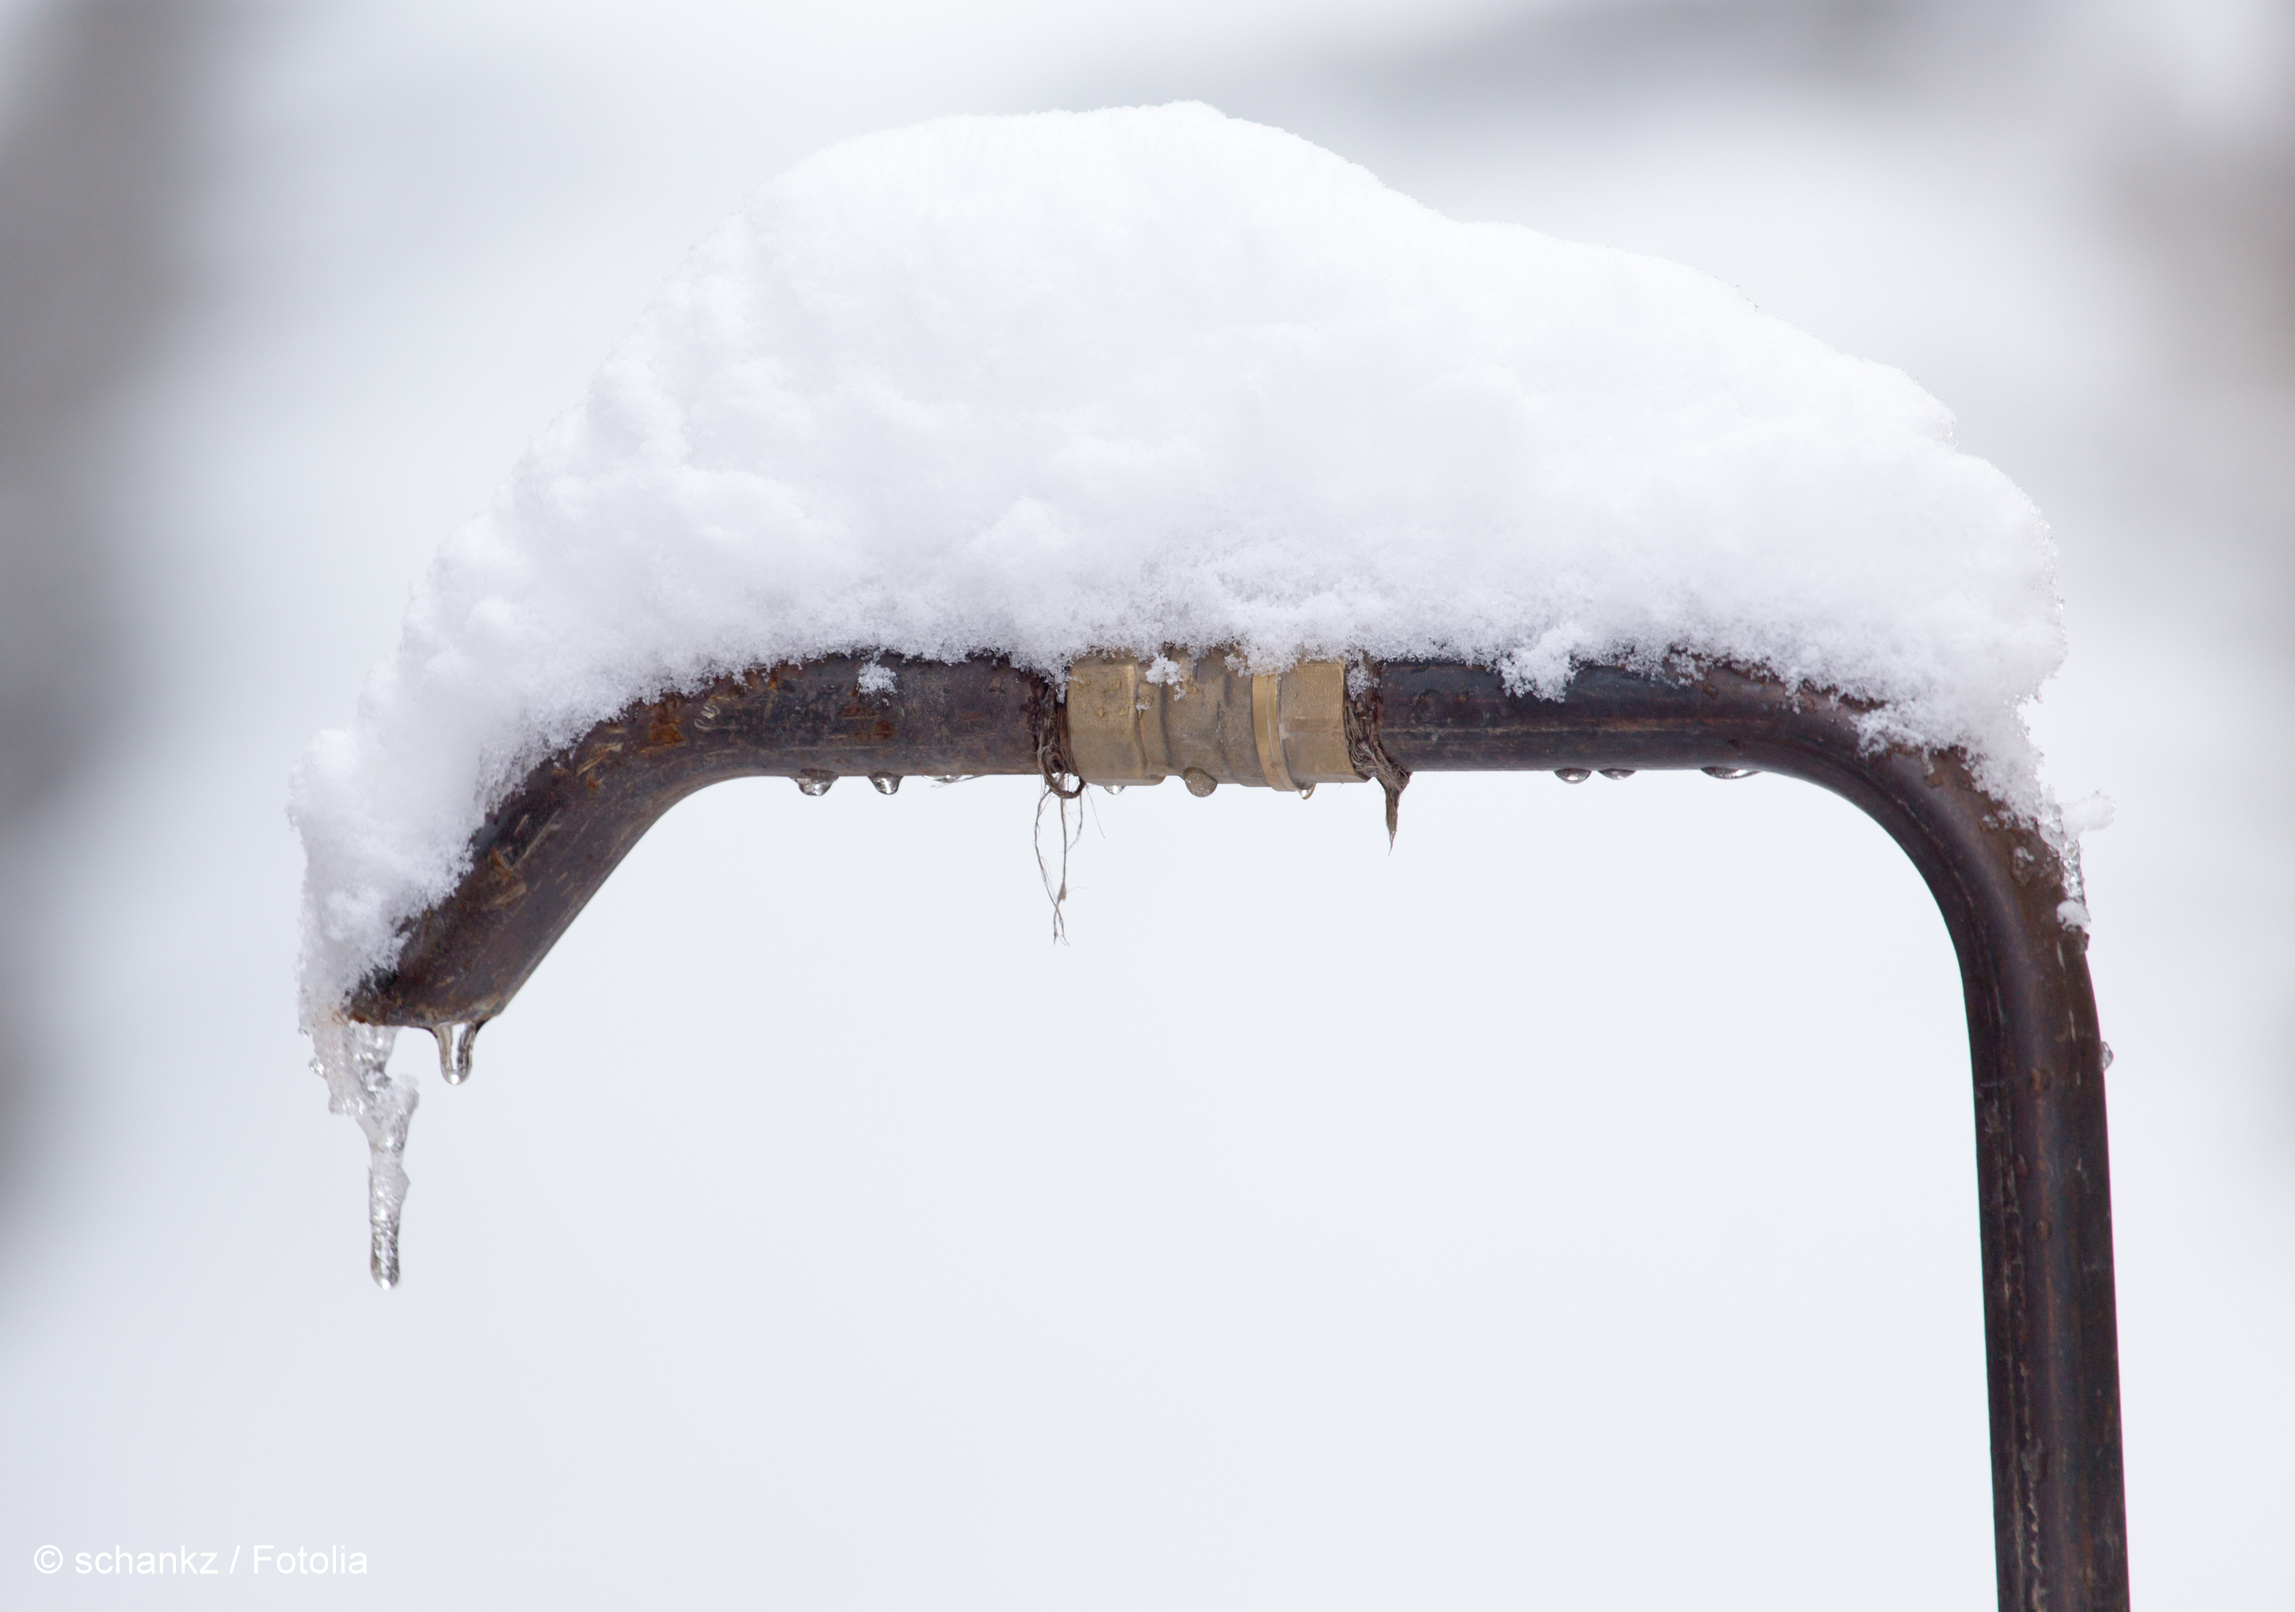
[1,0,2288,1605]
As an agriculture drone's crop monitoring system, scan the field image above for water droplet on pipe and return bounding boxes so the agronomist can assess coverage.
[434,1020,484,1086]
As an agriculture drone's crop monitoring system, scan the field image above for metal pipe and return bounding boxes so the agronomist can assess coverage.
[1065,653,1358,792]
[345,654,2126,1612]
[1372,662,2125,1612]
[347,656,1047,1028]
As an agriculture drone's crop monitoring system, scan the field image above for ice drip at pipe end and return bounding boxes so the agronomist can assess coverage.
[307,1016,416,1289]
[369,1153,407,1289]
[434,1019,485,1086]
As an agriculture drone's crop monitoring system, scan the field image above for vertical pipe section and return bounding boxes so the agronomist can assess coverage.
[1372,662,2127,1612]
[344,654,2128,1609]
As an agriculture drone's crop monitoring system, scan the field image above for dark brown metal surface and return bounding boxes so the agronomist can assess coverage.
[348,655,2127,1612]
[347,656,1046,1027]
[1372,661,2125,1612]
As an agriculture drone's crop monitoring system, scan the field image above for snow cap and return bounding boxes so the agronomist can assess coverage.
[293,102,2062,1017]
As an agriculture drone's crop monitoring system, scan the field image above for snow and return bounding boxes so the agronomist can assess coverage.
[2059,792,2117,836]
[291,101,2065,1025]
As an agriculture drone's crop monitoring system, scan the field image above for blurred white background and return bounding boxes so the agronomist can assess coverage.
[0,0,2287,1604]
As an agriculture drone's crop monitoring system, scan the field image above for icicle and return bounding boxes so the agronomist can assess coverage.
[309,1017,417,1288]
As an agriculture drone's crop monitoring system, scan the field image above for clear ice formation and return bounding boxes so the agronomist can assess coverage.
[309,1018,417,1288]
[436,1020,482,1086]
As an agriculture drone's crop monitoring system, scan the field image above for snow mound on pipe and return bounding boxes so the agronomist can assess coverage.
[291,102,2063,1019]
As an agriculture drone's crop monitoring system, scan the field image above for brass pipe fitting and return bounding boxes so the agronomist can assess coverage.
[1064,654,1363,794]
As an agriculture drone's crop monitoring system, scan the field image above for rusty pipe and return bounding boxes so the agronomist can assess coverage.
[347,656,1050,1029]
[343,654,2126,1612]
[1371,662,2124,1612]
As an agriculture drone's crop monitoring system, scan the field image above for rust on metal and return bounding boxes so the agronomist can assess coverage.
[1343,662,1412,842]
[641,704,686,751]
[348,656,1043,1029]
[343,652,2127,1612]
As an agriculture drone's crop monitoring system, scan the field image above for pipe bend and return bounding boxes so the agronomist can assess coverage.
[1373,659,2125,1611]
[346,655,1049,1026]
[341,653,2125,1611]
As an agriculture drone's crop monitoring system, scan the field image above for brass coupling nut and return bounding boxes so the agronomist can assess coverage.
[1064,654,1363,794]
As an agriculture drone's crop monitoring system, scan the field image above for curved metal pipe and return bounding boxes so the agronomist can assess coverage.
[345,655,2126,1612]
[1373,662,2123,1612]
[348,656,1050,1028]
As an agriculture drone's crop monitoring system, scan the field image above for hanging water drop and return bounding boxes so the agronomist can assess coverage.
[1182,766,1218,796]
[1702,765,1757,780]
[869,772,901,795]
[2100,1042,2115,1072]
[795,770,836,796]
[1099,783,1126,795]
[434,1019,485,1085]
[1600,768,1636,780]
[1554,768,1591,783]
